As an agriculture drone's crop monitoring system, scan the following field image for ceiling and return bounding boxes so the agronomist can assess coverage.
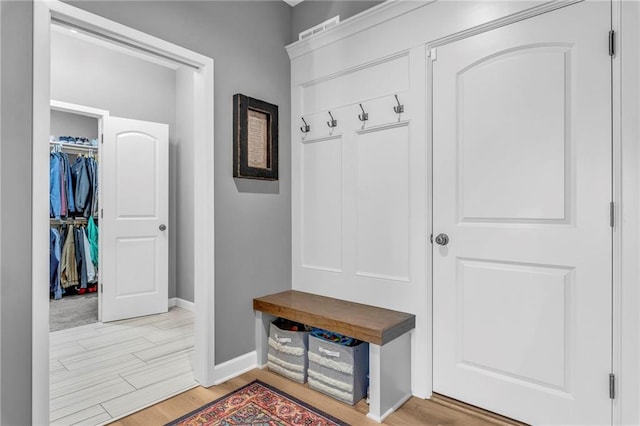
[283,0,304,6]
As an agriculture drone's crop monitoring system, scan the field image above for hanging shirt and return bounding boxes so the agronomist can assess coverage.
[50,228,62,300]
[50,154,62,219]
[61,152,75,214]
[87,216,99,267]
[59,162,67,217]
[74,226,88,289]
[89,158,99,217]
[82,227,97,283]
[60,225,78,288]
[71,157,91,216]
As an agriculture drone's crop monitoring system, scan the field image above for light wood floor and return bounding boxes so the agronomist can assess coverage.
[50,307,196,425]
[109,368,520,426]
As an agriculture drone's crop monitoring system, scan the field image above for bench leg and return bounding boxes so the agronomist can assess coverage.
[255,311,275,368]
[367,331,412,423]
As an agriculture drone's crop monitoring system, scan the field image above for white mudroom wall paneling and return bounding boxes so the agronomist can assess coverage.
[290,35,428,395]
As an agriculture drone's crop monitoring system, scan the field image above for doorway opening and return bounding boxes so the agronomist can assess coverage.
[33,2,216,424]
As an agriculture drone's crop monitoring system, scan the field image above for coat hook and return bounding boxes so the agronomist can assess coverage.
[327,111,337,128]
[300,117,310,133]
[394,94,404,114]
[358,103,369,122]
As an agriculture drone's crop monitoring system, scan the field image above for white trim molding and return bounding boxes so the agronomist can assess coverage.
[32,3,51,424]
[612,1,640,424]
[286,0,431,59]
[168,297,195,312]
[213,351,258,385]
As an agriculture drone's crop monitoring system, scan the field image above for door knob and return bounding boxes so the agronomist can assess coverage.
[159,224,167,231]
[434,233,449,246]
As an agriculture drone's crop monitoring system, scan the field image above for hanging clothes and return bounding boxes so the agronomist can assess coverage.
[60,224,79,288]
[62,152,75,214]
[49,228,62,300]
[50,140,100,299]
[49,151,76,218]
[82,226,97,283]
[87,216,99,267]
[69,155,99,218]
[71,157,91,218]
[74,226,89,289]
[89,157,99,217]
[50,154,62,219]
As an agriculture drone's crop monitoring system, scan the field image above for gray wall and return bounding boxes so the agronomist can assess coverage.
[175,68,195,303]
[291,0,383,42]
[65,0,293,364]
[50,110,99,140]
[51,31,177,131]
[51,30,180,299]
[0,1,33,424]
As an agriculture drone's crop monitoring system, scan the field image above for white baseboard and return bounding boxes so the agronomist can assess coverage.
[213,351,257,385]
[366,392,412,423]
[168,297,195,312]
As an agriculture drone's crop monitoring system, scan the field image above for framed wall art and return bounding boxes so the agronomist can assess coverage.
[233,93,279,180]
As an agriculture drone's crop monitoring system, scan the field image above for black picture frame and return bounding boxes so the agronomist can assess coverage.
[233,94,279,180]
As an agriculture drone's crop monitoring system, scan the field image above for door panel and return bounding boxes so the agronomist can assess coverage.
[115,133,158,218]
[432,2,611,424]
[458,46,569,222]
[356,124,409,281]
[458,259,571,390]
[301,136,343,272]
[102,117,169,322]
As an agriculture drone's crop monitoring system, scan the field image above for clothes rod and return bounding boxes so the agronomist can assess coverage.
[50,142,98,152]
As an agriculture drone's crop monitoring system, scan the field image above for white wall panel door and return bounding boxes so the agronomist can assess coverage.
[432,2,611,424]
[102,117,169,322]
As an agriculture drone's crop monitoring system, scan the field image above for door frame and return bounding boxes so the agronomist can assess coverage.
[32,1,216,423]
[426,0,633,424]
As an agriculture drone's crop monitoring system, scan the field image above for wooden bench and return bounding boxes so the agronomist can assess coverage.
[253,290,415,423]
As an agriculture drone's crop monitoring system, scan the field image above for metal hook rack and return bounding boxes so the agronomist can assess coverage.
[358,104,369,122]
[300,117,310,133]
[327,111,337,128]
[394,94,404,114]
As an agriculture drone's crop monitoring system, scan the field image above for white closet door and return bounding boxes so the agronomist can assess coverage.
[101,116,169,322]
[432,2,611,424]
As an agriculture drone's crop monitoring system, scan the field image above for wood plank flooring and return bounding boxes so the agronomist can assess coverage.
[109,368,520,426]
[50,307,196,426]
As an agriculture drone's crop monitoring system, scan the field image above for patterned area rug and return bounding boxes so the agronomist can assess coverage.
[166,380,349,426]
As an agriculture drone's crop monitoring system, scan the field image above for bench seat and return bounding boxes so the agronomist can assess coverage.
[253,290,415,422]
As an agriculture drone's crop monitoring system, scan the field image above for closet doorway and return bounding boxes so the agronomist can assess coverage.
[47,26,189,425]
[33,2,216,425]
[49,101,106,332]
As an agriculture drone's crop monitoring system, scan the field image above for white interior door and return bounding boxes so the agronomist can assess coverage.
[101,116,169,322]
[432,2,611,424]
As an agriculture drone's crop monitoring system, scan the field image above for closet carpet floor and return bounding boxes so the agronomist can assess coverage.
[50,293,99,332]
[49,306,196,426]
